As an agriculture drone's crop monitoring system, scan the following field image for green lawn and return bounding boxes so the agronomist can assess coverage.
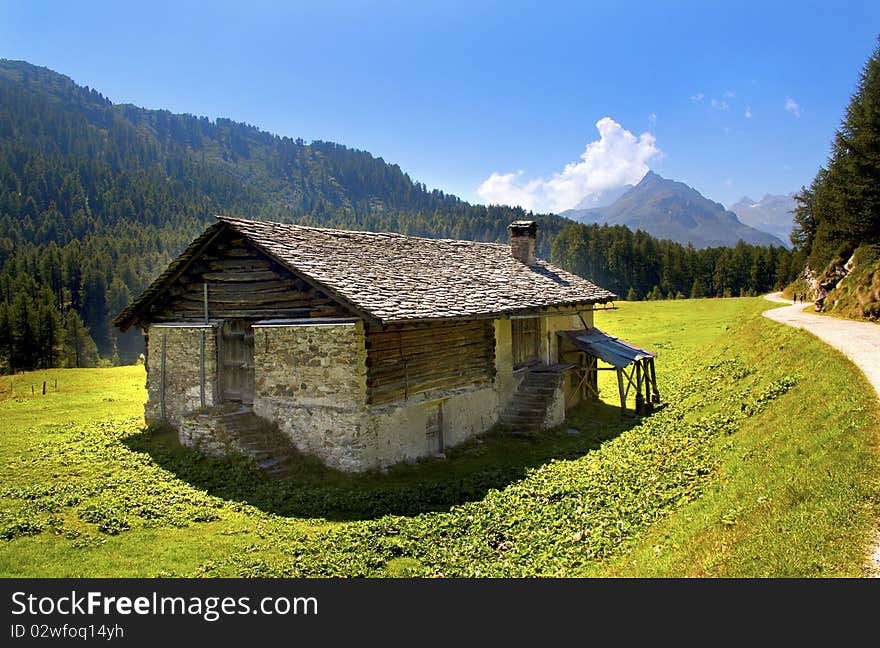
[1,297,878,577]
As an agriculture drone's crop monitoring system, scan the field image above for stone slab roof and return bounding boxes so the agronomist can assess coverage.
[115,216,617,329]
[217,216,616,323]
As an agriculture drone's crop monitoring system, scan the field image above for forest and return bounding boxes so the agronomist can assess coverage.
[792,40,880,274]
[0,59,800,373]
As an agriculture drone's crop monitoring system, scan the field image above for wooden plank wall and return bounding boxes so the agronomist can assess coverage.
[148,230,353,321]
[365,320,496,405]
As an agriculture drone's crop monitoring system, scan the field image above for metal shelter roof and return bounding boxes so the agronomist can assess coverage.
[559,328,656,369]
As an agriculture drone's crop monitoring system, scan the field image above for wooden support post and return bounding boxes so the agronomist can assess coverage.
[546,330,551,365]
[203,283,209,324]
[589,355,598,401]
[643,360,651,408]
[42,381,46,395]
[649,358,660,403]
[617,368,626,410]
[635,361,644,414]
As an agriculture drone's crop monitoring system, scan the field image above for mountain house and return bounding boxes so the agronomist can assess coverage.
[114,216,642,473]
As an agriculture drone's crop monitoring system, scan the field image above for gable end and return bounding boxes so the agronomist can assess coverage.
[115,224,359,328]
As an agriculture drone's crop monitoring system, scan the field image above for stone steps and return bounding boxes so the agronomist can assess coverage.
[498,366,565,432]
[217,410,299,477]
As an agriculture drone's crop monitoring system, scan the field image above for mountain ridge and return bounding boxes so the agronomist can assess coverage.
[561,171,786,248]
[0,58,565,250]
[729,193,796,248]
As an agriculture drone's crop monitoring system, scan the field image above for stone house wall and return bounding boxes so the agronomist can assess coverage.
[370,384,499,466]
[251,320,372,472]
[251,319,502,471]
[145,323,218,428]
[146,308,595,471]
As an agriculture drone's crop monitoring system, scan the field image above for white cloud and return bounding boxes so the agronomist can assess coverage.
[476,117,661,213]
[690,92,705,102]
[648,112,657,128]
[744,106,753,118]
[785,97,801,118]
[710,98,729,111]
[723,90,736,98]
[474,171,543,212]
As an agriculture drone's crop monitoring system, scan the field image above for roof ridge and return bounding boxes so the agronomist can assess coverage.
[214,214,510,248]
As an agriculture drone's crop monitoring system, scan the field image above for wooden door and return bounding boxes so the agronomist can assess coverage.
[512,317,541,368]
[425,402,444,454]
[220,320,254,405]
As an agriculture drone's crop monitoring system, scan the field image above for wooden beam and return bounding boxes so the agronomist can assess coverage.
[621,365,637,397]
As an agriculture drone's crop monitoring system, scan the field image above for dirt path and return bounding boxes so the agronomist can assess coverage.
[763,292,880,575]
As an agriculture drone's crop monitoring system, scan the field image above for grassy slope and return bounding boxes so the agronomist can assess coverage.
[0,298,877,577]
[592,300,880,576]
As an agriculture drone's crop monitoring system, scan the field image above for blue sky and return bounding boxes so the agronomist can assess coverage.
[2,1,879,211]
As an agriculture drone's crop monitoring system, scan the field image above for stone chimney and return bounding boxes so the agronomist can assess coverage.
[508,220,537,265]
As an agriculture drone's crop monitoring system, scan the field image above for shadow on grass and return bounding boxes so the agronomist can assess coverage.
[124,400,641,522]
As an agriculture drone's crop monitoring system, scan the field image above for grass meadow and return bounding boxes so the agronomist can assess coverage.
[1,297,878,577]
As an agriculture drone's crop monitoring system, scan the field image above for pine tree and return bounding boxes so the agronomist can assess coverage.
[647,285,664,301]
[0,301,10,372]
[795,38,880,268]
[61,311,98,368]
